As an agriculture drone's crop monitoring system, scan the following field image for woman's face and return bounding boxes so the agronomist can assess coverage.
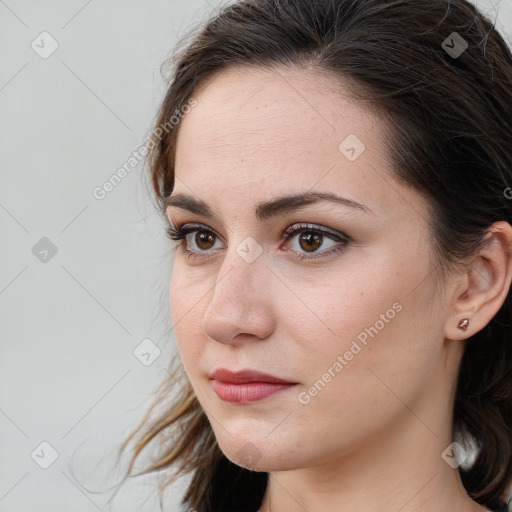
[166,65,456,471]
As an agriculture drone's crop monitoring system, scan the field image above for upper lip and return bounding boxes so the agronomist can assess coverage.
[209,368,297,384]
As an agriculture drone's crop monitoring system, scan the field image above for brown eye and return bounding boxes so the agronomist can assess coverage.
[298,232,323,252]
[283,223,350,261]
[194,231,216,250]
[167,222,350,262]
[166,224,224,257]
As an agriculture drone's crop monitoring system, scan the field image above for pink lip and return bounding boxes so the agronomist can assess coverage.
[209,368,298,404]
[209,368,296,384]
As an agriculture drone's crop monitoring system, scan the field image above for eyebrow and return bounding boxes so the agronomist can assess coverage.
[162,191,372,222]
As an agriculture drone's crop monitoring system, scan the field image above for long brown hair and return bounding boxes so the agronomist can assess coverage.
[111,1,512,510]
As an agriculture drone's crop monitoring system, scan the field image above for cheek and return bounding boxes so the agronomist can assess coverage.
[169,266,207,367]
[277,317,432,464]
[272,263,400,361]
[278,263,436,401]
[169,248,436,392]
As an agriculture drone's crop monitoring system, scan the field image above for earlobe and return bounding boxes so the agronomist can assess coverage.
[456,317,470,332]
[446,310,475,341]
[444,221,512,341]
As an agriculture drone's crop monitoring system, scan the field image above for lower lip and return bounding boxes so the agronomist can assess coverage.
[211,380,296,404]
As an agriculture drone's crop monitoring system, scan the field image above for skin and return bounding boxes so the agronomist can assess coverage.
[165,65,512,512]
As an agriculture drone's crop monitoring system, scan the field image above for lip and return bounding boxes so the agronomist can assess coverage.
[209,368,296,384]
[209,368,298,404]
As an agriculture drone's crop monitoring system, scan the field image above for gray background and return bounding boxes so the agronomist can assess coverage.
[1,1,511,511]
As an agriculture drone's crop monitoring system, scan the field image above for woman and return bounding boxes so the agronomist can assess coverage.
[112,0,512,511]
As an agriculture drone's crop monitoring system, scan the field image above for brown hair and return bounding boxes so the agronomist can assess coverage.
[111,1,512,511]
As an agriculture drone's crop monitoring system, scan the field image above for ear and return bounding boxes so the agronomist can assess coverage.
[444,221,512,341]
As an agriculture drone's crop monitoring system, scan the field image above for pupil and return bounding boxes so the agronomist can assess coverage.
[197,232,214,249]
[300,232,321,252]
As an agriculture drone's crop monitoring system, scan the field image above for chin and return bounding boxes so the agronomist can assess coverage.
[215,434,305,472]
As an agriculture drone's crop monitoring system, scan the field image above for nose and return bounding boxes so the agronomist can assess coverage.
[201,246,275,345]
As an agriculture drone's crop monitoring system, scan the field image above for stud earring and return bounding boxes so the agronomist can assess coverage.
[457,318,470,332]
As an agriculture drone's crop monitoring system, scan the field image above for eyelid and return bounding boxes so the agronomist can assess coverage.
[167,221,351,262]
[171,221,348,243]
[179,222,227,245]
[282,222,349,242]
[168,217,228,242]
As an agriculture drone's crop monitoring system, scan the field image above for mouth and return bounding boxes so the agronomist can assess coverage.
[209,368,298,404]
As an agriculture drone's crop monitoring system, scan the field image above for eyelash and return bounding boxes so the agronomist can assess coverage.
[165,222,350,262]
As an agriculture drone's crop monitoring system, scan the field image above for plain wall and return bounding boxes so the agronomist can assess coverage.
[1,1,511,511]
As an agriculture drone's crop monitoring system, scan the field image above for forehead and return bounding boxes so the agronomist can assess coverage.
[176,65,380,154]
[171,65,410,221]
